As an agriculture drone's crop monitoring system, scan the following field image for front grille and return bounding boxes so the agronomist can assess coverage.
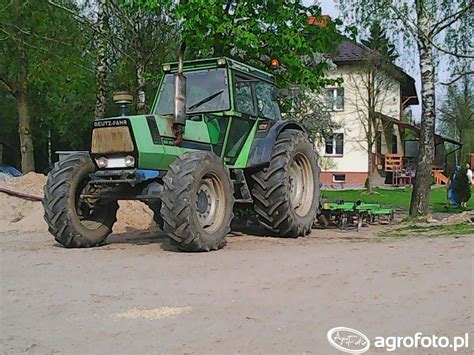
[146,116,162,144]
[91,126,134,154]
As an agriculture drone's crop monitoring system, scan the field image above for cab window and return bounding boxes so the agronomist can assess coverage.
[155,68,230,115]
[255,80,281,120]
[234,75,257,116]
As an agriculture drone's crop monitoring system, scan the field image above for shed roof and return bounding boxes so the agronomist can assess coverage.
[376,112,462,146]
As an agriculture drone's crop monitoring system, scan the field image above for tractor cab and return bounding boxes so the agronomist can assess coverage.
[151,57,282,166]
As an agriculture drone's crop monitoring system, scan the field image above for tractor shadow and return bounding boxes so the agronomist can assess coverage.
[106,228,169,247]
[230,218,275,237]
[105,228,196,252]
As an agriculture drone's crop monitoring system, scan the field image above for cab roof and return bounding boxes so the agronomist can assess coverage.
[162,57,276,84]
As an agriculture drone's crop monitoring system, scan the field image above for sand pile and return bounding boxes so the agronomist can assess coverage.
[0,172,47,233]
[114,200,155,233]
[0,172,155,234]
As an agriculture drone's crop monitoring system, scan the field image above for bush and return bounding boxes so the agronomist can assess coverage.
[453,166,471,204]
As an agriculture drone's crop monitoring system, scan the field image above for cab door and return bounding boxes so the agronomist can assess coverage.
[222,73,258,164]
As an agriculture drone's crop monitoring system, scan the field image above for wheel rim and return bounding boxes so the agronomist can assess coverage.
[196,172,226,233]
[289,153,314,217]
[75,178,109,230]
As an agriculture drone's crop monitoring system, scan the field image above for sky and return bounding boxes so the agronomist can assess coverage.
[303,0,423,121]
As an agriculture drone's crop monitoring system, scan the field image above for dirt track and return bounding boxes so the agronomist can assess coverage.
[1,226,472,354]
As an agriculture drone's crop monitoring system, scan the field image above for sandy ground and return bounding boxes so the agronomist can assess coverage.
[1,224,472,354]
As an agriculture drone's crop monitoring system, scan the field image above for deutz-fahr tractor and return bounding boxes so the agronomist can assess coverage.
[43,51,320,252]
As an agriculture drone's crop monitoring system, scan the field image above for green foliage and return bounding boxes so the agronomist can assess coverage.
[127,0,343,91]
[439,77,473,163]
[0,0,179,170]
[107,0,179,96]
[0,0,97,170]
[284,92,340,144]
[361,20,398,62]
[453,166,472,204]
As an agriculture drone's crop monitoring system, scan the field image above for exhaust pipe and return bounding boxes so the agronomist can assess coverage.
[174,42,186,144]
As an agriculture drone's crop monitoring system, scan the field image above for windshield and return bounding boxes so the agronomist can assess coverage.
[155,68,230,115]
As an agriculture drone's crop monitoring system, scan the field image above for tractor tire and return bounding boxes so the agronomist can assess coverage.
[43,153,118,248]
[251,129,320,237]
[161,151,234,252]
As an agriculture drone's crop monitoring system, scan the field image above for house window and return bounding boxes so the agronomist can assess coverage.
[333,174,346,182]
[324,87,344,111]
[325,133,344,155]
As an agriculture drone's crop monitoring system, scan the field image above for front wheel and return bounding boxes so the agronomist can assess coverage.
[251,129,320,237]
[160,151,234,252]
[43,154,118,248]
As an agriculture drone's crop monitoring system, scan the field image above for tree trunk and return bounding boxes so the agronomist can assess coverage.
[367,146,374,194]
[136,61,146,114]
[366,115,374,193]
[409,6,436,217]
[17,31,35,173]
[94,0,108,120]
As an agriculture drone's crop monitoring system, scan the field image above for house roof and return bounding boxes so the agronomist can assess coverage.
[327,40,419,106]
[329,40,380,63]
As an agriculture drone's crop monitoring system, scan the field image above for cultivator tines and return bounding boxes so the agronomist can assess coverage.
[318,200,394,231]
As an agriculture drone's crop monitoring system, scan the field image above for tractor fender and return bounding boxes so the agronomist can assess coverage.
[247,120,307,168]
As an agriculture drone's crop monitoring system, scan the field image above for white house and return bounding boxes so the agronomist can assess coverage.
[317,40,420,188]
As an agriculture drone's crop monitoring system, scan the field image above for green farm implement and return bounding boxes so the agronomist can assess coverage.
[318,200,394,231]
[43,48,320,252]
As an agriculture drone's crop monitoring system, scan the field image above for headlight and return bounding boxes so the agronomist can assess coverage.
[96,156,108,168]
[124,155,135,167]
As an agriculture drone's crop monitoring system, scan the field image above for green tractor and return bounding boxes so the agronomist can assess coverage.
[43,52,320,252]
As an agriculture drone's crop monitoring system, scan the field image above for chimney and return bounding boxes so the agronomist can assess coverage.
[307,15,330,27]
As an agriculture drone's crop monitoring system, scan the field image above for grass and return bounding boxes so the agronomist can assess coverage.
[321,187,474,213]
[378,223,474,238]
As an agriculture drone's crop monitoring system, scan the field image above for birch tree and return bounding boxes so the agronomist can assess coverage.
[108,0,178,113]
[95,0,109,119]
[338,0,474,217]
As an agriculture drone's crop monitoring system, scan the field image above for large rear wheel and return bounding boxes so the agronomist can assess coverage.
[251,129,320,237]
[43,154,118,248]
[161,151,234,252]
